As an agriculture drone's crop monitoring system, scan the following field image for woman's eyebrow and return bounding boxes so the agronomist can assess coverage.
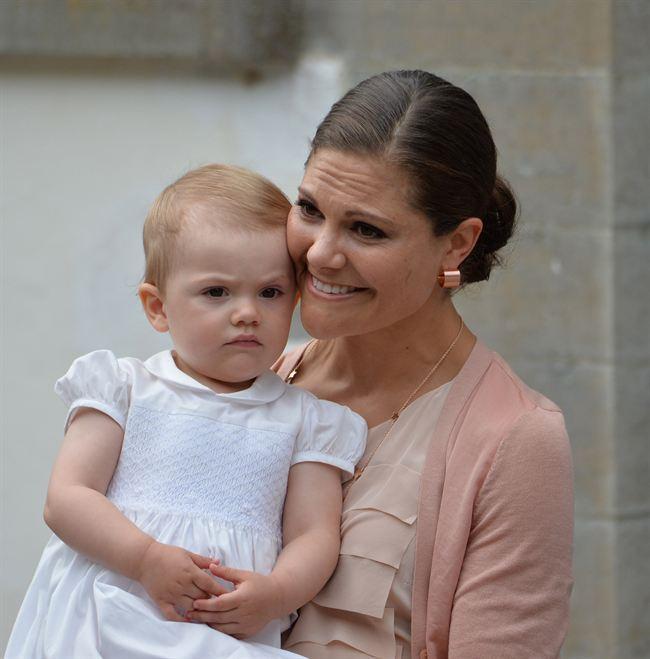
[296,187,317,204]
[343,208,396,228]
[297,187,396,227]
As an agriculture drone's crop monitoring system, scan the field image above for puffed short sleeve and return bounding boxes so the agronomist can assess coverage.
[291,397,367,479]
[54,350,130,431]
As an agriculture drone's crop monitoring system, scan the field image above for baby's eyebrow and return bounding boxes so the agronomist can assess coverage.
[193,273,237,284]
[262,272,293,282]
[192,272,293,287]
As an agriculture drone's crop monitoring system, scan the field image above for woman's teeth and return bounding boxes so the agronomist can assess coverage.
[312,275,357,295]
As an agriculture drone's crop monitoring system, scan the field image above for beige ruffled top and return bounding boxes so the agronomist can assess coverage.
[283,375,452,659]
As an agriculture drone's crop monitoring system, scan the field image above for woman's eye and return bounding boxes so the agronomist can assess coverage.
[296,199,320,218]
[260,287,282,299]
[353,222,385,239]
[205,287,227,298]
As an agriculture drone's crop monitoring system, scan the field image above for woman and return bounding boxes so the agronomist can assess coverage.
[275,70,573,659]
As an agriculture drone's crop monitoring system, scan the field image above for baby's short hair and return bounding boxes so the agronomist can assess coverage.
[143,163,291,290]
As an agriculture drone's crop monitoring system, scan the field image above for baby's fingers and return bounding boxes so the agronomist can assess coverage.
[187,608,240,625]
[193,570,230,597]
[183,583,210,600]
[159,603,186,623]
[192,590,239,612]
[188,551,219,571]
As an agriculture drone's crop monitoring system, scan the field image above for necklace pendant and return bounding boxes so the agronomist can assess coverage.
[287,369,297,383]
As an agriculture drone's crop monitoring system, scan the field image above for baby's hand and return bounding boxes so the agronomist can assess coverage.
[136,541,228,622]
[187,564,283,639]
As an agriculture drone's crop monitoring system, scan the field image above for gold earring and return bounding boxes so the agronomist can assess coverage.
[437,269,461,288]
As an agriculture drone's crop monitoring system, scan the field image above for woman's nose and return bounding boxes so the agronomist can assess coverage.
[306,227,346,271]
[230,300,260,326]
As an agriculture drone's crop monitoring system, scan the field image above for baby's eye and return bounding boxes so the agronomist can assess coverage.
[296,199,321,218]
[260,287,282,299]
[205,287,228,298]
[353,222,385,239]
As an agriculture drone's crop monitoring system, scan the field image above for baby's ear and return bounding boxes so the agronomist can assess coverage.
[138,283,169,333]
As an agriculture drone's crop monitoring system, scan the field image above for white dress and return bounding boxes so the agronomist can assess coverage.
[7,350,367,659]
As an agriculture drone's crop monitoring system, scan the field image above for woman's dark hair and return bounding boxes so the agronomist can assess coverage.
[310,70,517,284]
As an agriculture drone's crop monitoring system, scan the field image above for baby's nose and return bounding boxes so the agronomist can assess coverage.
[231,301,260,326]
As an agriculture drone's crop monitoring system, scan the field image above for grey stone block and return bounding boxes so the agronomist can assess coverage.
[613,0,650,76]
[613,226,650,364]
[456,226,612,364]
[613,74,650,228]
[465,74,612,231]
[616,516,650,658]
[614,362,650,514]
[301,0,611,74]
[566,518,617,659]
[0,0,301,73]
[569,517,650,658]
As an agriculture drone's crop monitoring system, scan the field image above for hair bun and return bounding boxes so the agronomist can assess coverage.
[489,176,517,251]
[460,175,517,283]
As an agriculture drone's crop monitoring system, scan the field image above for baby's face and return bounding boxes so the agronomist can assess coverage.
[162,215,296,391]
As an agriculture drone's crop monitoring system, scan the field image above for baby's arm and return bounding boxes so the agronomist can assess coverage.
[45,408,226,620]
[189,461,342,637]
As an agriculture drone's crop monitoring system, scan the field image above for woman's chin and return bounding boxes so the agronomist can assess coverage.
[299,308,363,340]
[298,291,355,337]
[299,311,337,340]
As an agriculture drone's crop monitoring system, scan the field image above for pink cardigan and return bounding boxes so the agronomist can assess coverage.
[410,340,573,658]
[278,339,573,659]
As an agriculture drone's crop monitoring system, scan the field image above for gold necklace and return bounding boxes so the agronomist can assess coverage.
[285,317,465,483]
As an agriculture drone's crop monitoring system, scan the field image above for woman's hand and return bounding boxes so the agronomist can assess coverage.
[187,564,283,639]
[136,541,228,622]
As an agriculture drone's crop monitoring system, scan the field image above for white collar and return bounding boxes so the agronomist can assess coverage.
[143,350,288,405]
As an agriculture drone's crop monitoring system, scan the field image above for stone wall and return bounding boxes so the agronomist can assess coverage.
[1,1,648,656]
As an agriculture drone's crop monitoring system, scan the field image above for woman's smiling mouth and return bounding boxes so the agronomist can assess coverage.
[309,274,364,297]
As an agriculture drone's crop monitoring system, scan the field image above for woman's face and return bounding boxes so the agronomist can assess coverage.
[287,149,449,339]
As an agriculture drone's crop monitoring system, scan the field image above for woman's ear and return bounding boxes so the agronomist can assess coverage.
[138,283,169,333]
[444,217,483,270]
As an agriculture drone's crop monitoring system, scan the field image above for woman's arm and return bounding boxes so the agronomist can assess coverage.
[44,408,225,620]
[446,408,573,658]
[189,461,342,637]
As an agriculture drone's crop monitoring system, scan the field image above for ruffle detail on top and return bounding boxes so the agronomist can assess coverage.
[286,602,398,659]
[285,463,420,658]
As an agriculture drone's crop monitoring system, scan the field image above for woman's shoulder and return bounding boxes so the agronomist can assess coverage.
[489,349,562,413]
[463,340,564,417]
[437,341,572,507]
[445,340,569,462]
